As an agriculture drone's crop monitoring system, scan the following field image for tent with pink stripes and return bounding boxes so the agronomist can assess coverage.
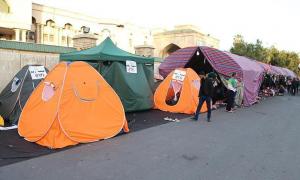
[159,46,264,106]
[159,46,297,106]
[223,52,264,106]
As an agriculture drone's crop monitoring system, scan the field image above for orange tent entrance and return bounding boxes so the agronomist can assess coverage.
[18,61,129,149]
[154,68,207,114]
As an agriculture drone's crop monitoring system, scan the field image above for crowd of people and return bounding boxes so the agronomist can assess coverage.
[164,70,299,122]
[260,74,299,97]
[193,72,299,122]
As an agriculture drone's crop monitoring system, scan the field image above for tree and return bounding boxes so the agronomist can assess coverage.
[230,35,300,75]
[230,35,268,62]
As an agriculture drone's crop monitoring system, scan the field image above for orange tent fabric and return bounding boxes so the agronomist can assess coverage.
[154,68,207,114]
[18,61,129,149]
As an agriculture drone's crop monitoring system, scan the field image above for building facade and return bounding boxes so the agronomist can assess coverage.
[152,25,220,58]
[0,0,152,53]
[0,0,219,56]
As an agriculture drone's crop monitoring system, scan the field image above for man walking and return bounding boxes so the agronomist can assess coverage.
[192,72,217,122]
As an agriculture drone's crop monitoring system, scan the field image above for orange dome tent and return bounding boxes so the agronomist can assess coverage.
[18,61,129,149]
[154,68,207,114]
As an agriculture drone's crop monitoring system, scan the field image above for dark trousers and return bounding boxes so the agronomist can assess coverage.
[194,96,211,120]
[226,90,235,111]
[287,85,291,94]
[291,86,296,96]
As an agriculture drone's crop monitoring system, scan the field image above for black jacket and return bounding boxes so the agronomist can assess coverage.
[199,77,214,97]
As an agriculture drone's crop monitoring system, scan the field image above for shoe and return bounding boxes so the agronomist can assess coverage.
[226,110,234,113]
[207,119,211,122]
[191,117,198,121]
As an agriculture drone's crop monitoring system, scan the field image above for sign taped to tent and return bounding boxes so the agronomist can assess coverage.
[172,70,186,81]
[29,66,47,80]
[126,60,137,73]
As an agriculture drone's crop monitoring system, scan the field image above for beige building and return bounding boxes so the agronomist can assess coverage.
[0,0,32,41]
[0,0,219,57]
[0,0,152,53]
[153,25,220,58]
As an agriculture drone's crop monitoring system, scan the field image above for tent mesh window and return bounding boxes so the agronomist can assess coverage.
[42,83,55,102]
[11,77,21,93]
[165,80,183,106]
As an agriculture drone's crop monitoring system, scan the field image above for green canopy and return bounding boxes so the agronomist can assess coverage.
[60,37,153,63]
[60,37,154,112]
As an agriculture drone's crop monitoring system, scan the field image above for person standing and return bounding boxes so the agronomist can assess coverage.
[226,72,238,112]
[192,72,217,122]
[296,78,299,94]
[291,78,297,96]
[287,78,292,95]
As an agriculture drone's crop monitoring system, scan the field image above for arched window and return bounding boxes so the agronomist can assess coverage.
[28,17,37,42]
[161,44,181,58]
[44,19,56,44]
[62,23,73,46]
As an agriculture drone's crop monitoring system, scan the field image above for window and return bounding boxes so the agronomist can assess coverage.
[62,36,66,44]
[129,39,132,48]
[49,35,54,42]
[43,34,49,42]
[67,37,72,46]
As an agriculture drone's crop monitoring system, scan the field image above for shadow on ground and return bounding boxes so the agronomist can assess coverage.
[0,109,190,167]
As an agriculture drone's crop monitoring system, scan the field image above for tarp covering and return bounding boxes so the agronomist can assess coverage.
[159,47,198,78]
[224,52,264,106]
[199,47,243,81]
[281,67,296,77]
[18,61,128,149]
[271,65,284,75]
[159,46,266,106]
[154,68,207,114]
[0,65,48,126]
[159,46,243,81]
[60,37,153,63]
[60,37,154,112]
[256,62,272,74]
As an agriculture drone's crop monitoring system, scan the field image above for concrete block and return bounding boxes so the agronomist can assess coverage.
[20,53,46,67]
[45,54,59,70]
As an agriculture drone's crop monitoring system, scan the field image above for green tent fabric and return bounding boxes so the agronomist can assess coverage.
[60,37,154,112]
[60,37,153,63]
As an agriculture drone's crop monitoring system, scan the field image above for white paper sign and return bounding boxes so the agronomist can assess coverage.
[126,60,137,73]
[29,66,47,80]
[172,70,186,81]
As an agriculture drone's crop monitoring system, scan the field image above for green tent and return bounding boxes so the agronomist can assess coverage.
[60,37,154,112]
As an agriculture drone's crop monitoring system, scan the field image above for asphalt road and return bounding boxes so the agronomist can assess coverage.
[0,95,300,180]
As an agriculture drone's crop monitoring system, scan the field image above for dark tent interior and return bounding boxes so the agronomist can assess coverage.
[184,49,214,74]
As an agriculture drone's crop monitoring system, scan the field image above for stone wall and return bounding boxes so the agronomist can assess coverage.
[73,34,97,50]
[0,48,60,91]
[134,45,155,57]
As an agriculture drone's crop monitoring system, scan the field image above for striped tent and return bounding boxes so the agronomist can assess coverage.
[257,62,272,74]
[199,46,243,81]
[282,67,296,77]
[159,47,198,78]
[271,65,284,75]
[159,46,243,81]
[223,52,264,106]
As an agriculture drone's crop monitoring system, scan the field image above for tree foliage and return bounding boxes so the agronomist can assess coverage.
[230,34,300,74]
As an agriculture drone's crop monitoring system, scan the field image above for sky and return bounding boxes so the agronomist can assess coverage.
[33,0,300,52]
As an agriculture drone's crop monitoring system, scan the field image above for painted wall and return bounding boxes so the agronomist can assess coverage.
[0,48,59,91]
